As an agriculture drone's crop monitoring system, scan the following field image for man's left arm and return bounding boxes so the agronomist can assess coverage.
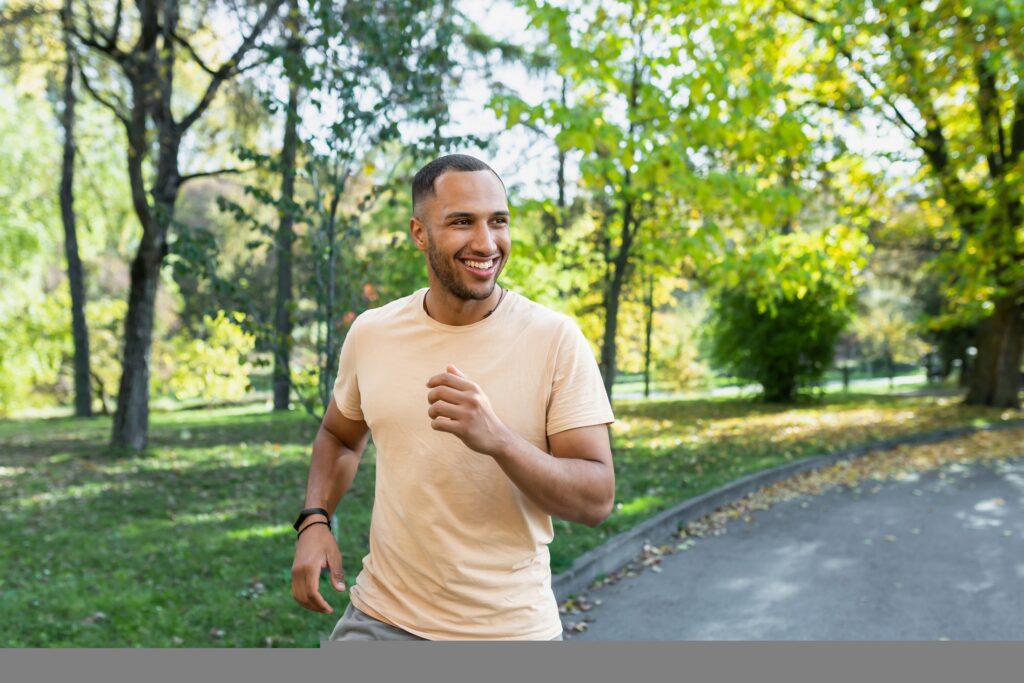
[426,364,614,527]
[493,422,615,528]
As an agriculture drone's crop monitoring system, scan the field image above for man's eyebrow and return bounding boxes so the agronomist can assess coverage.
[443,210,511,220]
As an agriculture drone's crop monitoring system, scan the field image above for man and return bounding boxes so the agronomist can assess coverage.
[290,154,616,641]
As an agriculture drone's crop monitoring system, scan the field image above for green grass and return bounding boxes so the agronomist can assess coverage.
[1,390,1020,647]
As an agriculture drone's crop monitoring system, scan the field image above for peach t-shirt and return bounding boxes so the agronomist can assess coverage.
[331,287,615,640]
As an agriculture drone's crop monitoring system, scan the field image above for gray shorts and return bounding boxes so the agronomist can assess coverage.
[329,602,563,641]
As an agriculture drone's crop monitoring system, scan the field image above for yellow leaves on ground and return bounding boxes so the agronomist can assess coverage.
[682,426,1024,540]
[574,426,1023,603]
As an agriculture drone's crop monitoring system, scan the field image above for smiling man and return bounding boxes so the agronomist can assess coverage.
[291,154,616,641]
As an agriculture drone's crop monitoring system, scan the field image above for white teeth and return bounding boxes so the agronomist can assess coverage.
[463,259,494,270]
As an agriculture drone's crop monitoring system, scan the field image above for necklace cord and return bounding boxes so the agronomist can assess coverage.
[423,285,507,320]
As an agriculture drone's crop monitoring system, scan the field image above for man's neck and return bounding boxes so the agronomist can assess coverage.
[423,285,503,326]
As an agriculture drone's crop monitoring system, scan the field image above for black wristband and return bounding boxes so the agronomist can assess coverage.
[296,520,330,539]
[293,507,331,532]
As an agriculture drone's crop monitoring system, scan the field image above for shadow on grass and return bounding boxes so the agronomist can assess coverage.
[0,409,319,462]
[2,452,376,647]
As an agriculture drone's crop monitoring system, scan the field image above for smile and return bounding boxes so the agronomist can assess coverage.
[459,258,497,278]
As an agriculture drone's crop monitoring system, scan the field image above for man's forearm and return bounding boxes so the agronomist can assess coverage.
[491,430,613,527]
[301,426,362,530]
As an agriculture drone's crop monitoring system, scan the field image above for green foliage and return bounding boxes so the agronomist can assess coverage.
[853,283,930,368]
[707,284,852,402]
[790,0,1024,324]
[648,294,711,391]
[156,312,256,403]
[85,296,129,413]
[0,289,72,416]
[705,227,868,401]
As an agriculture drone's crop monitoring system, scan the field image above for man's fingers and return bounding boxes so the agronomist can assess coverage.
[426,385,465,406]
[325,547,347,593]
[309,558,334,613]
[427,400,461,420]
[309,588,332,614]
[430,417,459,434]
[291,563,332,614]
[425,371,474,391]
[291,533,342,614]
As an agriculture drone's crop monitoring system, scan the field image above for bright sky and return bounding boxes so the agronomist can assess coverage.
[447,0,570,200]
[449,0,919,202]
[284,0,918,205]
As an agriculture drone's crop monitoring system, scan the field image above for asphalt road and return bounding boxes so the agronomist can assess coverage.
[562,454,1024,640]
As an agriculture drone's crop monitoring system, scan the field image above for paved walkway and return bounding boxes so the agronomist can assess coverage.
[561,455,1024,640]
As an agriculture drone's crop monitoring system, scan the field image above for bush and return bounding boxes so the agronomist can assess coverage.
[707,285,851,402]
[154,311,255,402]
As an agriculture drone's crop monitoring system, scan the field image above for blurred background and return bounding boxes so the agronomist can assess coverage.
[0,0,1021,647]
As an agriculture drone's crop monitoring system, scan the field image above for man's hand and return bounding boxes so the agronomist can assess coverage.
[426,364,511,457]
[291,520,346,614]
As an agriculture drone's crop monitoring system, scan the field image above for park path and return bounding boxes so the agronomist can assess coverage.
[560,453,1024,640]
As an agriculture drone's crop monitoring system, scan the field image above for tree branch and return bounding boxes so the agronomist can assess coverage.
[973,55,1005,178]
[1011,84,1024,165]
[66,6,126,62]
[179,166,255,184]
[0,4,56,28]
[110,0,124,49]
[782,0,925,140]
[177,0,285,133]
[132,0,160,54]
[796,97,868,114]
[77,63,130,127]
[170,29,217,76]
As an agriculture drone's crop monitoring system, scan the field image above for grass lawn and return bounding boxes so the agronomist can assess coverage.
[1,391,1020,647]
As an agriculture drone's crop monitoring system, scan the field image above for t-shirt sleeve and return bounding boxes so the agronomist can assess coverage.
[545,318,616,436]
[332,317,365,421]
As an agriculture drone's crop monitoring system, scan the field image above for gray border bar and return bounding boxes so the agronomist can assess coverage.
[4,644,1023,683]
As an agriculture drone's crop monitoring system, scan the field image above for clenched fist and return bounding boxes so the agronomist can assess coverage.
[426,364,512,457]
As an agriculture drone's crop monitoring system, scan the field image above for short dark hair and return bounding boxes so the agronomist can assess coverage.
[411,154,506,215]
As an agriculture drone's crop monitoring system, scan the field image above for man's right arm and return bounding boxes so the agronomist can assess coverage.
[290,396,370,615]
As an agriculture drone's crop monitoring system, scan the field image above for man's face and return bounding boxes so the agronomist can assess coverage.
[411,170,511,301]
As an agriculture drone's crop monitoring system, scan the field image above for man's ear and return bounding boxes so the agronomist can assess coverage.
[410,217,428,253]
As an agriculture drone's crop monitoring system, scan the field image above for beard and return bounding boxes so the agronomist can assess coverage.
[425,230,500,301]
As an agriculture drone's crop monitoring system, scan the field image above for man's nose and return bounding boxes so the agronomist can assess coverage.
[467,221,497,254]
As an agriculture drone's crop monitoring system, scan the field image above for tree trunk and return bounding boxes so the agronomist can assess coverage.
[643,269,653,399]
[273,74,300,411]
[111,245,163,450]
[599,280,621,400]
[599,203,635,399]
[965,295,1023,408]
[59,35,92,417]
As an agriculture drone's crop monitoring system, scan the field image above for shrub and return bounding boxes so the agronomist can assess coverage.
[707,284,851,402]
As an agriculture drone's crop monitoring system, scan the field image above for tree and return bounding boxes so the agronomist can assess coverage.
[786,0,1024,407]
[58,0,91,417]
[706,228,868,401]
[498,0,829,398]
[2,0,94,417]
[66,0,286,450]
[272,0,302,411]
[709,286,851,401]
[213,0,466,417]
